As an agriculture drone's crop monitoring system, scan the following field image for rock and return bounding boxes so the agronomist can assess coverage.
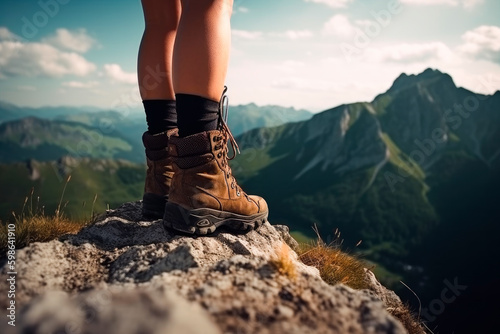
[363,268,403,307]
[0,201,407,334]
[1,287,220,334]
[273,224,300,251]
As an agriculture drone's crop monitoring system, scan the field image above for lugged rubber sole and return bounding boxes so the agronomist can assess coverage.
[163,202,267,235]
[142,193,167,219]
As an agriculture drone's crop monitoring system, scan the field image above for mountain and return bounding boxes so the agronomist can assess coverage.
[0,102,311,163]
[0,100,312,138]
[226,103,312,136]
[234,68,499,249]
[0,117,145,163]
[0,100,103,124]
[0,157,146,222]
[54,110,147,146]
[232,68,500,333]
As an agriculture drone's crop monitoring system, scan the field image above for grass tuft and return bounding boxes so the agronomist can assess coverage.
[0,184,95,255]
[297,226,369,290]
[270,242,298,279]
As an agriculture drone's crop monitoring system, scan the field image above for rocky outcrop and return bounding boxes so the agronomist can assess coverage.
[0,202,408,334]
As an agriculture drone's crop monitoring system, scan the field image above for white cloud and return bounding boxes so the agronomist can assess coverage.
[270,77,332,92]
[62,80,100,88]
[232,29,263,40]
[459,25,500,63]
[305,0,353,8]
[365,42,453,63]
[271,77,304,89]
[322,14,357,38]
[42,28,96,53]
[235,6,249,13]
[399,0,484,7]
[271,30,314,40]
[17,85,37,92]
[103,64,137,84]
[0,27,96,79]
[400,0,457,5]
[276,60,306,73]
[462,0,484,8]
[0,41,96,78]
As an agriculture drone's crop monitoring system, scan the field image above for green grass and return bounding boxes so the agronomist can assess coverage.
[346,102,373,127]
[371,94,393,116]
[381,132,425,181]
[0,159,145,222]
[290,230,314,244]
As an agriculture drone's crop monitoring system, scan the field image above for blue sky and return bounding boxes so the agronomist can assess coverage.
[0,0,499,112]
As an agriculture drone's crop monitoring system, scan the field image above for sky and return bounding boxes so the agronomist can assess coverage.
[0,0,499,113]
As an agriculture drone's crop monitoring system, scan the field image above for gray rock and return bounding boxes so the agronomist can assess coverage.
[0,201,407,334]
[1,287,220,334]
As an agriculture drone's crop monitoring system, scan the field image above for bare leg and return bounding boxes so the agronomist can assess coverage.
[139,0,181,219]
[138,0,181,100]
[173,0,233,101]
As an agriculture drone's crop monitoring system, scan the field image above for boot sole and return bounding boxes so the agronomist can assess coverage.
[163,202,267,235]
[142,193,167,219]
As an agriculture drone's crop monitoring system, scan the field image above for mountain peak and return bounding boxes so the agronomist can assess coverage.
[387,68,456,95]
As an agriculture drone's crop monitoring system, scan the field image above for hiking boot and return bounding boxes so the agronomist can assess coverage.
[142,128,178,218]
[163,92,268,235]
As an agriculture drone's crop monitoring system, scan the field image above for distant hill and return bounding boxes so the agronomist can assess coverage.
[227,103,312,135]
[0,100,312,135]
[0,117,144,163]
[0,100,104,124]
[0,157,145,222]
[0,102,312,164]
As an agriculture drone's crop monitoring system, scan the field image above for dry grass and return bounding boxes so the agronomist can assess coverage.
[297,227,370,290]
[295,226,428,334]
[0,181,95,255]
[387,301,429,334]
[270,242,298,279]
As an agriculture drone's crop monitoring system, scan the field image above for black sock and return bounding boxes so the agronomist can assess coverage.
[176,94,219,137]
[143,100,177,134]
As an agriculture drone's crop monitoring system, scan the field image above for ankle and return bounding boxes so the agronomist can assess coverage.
[143,99,177,135]
[176,94,218,137]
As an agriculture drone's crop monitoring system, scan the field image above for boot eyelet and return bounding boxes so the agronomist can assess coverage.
[237,190,241,196]
[217,153,222,158]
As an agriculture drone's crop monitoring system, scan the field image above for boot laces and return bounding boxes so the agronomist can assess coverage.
[218,86,240,160]
[216,87,246,198]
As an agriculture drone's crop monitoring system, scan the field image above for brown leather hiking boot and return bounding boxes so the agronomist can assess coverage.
[142,128,178,218]
[163,119,268,235]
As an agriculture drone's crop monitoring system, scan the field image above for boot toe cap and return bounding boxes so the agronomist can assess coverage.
[248,195,268,214]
